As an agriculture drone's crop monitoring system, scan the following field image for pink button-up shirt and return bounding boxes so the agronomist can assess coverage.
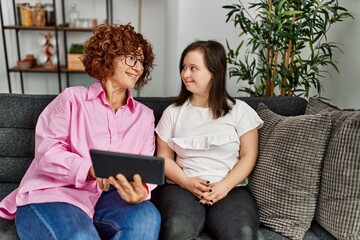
[0,82,156,220]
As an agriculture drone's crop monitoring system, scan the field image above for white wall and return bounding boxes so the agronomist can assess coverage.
[321,1,360,109]
[163,0,246,98]
[0,0,359,108]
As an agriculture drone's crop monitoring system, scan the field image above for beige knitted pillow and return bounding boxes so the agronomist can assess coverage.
[248,103,332,240]
[306,97,360,240]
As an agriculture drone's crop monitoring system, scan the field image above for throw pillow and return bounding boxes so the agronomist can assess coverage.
[306,97,360,240]
[248,103,332,240]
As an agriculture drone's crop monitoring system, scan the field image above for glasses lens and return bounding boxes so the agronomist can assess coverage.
[125,55,136,67]
[124,55,145,68]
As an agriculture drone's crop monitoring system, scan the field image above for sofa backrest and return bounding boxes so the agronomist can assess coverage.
[0,93,307,199]
[0,94,56,200]
[137,96,307,125]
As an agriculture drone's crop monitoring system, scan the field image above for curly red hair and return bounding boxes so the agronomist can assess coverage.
[81,23,155,89]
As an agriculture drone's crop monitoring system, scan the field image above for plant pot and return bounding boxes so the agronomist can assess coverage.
[67,54,84,70]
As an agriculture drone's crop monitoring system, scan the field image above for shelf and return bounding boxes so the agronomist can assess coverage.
[9,66,85,73]
[61,68,86,73]
[1,0,111,93]
[4,25,93,32]
[4,25,56,30]
[58,26,94,32]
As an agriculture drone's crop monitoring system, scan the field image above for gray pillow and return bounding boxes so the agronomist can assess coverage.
[306,97,360,240]
[248,103,332,240]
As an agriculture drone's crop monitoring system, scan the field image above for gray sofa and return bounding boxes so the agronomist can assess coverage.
[0,93,355,240]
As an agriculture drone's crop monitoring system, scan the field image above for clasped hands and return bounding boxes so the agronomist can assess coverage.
[88,166,147,204]
[184,177,231,206]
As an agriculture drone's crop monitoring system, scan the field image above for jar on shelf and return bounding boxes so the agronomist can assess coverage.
[34,3,45,27]
[44,4,55,26]
[21,3,34,27]
[26,54,37,67]
[68,4,79,27]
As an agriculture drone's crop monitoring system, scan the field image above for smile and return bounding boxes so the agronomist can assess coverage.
[127,72,138,79]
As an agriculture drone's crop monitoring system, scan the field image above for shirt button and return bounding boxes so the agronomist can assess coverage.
[112,136,116,140]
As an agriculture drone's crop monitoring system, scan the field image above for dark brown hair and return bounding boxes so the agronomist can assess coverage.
[81,23,155,90]
[175,40,235,118]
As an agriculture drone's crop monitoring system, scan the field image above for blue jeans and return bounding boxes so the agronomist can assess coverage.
[15,187,161,240]
[153,184,259,240]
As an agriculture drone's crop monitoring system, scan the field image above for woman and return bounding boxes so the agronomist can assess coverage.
[154,40,263,240]
[0,23,160,240]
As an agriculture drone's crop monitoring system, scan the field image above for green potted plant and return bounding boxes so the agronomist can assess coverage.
[223,0,354,97]
[67,43,84,70]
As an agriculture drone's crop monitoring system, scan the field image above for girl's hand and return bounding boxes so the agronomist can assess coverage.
[183,177,211,200]
[199,181,232,205]
[109,174,148,204]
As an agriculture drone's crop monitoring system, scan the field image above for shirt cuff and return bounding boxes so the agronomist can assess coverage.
[142,183,149,193]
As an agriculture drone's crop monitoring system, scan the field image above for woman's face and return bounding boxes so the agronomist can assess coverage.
[181,50,212,96]
[106,54,145,90]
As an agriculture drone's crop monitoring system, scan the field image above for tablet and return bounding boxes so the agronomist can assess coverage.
[89,149,165,185]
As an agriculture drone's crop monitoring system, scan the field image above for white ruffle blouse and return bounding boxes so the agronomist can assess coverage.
[155,99,263,185]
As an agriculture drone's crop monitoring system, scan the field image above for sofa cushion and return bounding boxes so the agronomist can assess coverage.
[306,97,360,240]
[248,103,332,240]
[0,218,18,240]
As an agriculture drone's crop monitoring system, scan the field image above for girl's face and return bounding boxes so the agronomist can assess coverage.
[106,54,144,90]
[181,50,212,96]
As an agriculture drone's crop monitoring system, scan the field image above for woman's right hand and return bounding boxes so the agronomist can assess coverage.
[183,177,211,200]
[88,166,110,191]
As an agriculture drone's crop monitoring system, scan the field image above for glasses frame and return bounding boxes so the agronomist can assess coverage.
[124,55,145,68]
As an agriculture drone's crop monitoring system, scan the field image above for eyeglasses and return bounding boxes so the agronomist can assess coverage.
[124,55,145,68]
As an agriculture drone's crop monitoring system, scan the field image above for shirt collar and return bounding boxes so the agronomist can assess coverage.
[87,82,104,100]
[87,82,136,112]
[125,90,136,112]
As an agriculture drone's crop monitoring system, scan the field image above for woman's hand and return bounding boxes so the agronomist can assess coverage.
[109,174,148,204]
[183,177,211,200]
[199,181,232,205]
[88,165,111,191]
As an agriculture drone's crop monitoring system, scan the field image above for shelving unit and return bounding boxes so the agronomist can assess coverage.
[0,0,113,93]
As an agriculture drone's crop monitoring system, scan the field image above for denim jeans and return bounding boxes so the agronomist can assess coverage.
[16,187,161,240]
[153,184,259,240]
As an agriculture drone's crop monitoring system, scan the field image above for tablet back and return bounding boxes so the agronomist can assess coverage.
[90,149,165,185]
